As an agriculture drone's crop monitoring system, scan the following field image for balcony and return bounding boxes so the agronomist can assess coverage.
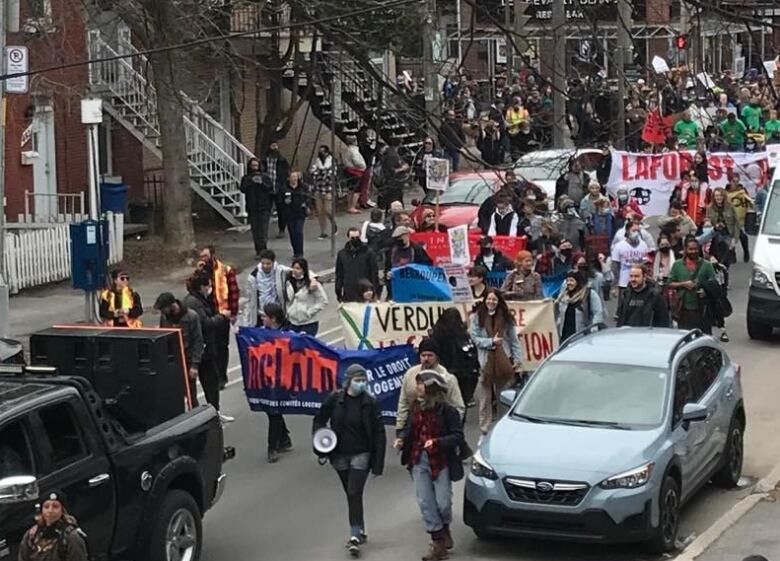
[231,2,291,35]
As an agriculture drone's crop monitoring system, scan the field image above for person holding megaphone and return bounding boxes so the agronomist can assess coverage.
[313,364,386,558]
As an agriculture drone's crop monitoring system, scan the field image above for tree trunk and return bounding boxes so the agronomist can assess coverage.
[150,51,196,253]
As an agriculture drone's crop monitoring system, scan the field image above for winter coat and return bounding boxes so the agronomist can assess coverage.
[279,181,310,221]
[399,403,465,482]
[501,270,543,301]
[239,171,275,213]
[395,364,465,433]
[469,313,523,369]
[336,243,379,302]
[182,290,227,360]
[557,215,587,250]
[261,155,290,193]
[555,288,605,335]
[386,242,432,278]
[285,278,329,326]
[313,389,386,475]
[487,209,520,236]
[616,282,671,328]
[706,202,740,238]
[242,264,292,326]
[19,518,88,561]
[159,304,204,368]
[473,250,513,273]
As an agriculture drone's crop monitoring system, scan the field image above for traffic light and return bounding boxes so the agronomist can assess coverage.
[675,35,688,50]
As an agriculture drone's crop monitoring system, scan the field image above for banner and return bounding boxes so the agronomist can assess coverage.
[607,150,769,217]
[237,328,419,422]
[542,273,565,299]
[391,264,452,303]
[411,232,527,266]
[485,270,508,289]
[339,299,559,369]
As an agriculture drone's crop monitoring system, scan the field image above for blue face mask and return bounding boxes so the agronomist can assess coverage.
[350,380,367,394]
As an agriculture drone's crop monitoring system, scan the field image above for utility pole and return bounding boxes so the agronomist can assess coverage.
[422,0,440,138]
[514,2,531,72]
[504,0,513,79]
[330,53,338,258]
[0,0,9,337]
[680,0,695,73]
[615,0,632,149]
[552,0,566,148]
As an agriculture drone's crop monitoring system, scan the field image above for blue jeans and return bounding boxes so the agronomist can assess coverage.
[411,451,452,533]
[288,218,305,257]
[445,149,460,172]
[293,322,319,336]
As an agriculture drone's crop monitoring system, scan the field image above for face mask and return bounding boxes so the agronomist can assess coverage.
[702,226,714,236]
[350,380,367,394]
[628,232,640,242]
[561,248,573,258]
[480,247,493,256]
[618,194,628,203]
[660,244,671,251]
[349,238,362,248]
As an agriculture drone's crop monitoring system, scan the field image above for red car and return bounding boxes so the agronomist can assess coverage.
[410,171,505,230]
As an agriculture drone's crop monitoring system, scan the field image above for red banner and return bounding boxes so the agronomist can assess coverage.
[411,232,527,266]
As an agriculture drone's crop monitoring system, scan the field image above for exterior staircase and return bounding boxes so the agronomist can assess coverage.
[87,29,253,225]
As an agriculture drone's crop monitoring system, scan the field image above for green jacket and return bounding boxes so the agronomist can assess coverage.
[765,119,780,140]
[674,119,699,147]
[706,202,739,238]
[719,119,746,145]
[668,259,715,311]
[741,104,762,131]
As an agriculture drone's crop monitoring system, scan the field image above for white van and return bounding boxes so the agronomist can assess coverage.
[748,171,780,339]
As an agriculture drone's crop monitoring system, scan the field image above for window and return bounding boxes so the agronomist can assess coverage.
[38,402,87,473]
[26,0,51,19]
[0,421,35,479]
[692,347,723,396]
[672,355,695,425]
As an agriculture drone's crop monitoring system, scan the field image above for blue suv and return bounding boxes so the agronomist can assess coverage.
[464,325,745,553]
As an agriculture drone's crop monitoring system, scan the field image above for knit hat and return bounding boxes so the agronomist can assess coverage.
[154,292,176,310]
[40,490,68,512]
[415,369,448,389]
[418,338,439,356]
[343,364,368,389]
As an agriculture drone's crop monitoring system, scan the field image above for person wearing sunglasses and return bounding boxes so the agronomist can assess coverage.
[99,269,143,328]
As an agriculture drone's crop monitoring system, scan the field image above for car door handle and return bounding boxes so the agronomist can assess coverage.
[88,473,111,487]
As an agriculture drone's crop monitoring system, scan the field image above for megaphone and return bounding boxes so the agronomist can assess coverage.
[313,428,338,456]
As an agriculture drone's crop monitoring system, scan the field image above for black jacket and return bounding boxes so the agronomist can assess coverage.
[386,242,432,278]
[313,389,387,475]
[159,304,204,367]
[239,171,275,213]
[336,243,379,302]
[438,119,465,151]
[596,153,612,187]
[279,181,309,221]
[399,403,465,482]
[478,131,504,166]
[554,171,590,203]
[182,291,228,359]
[616,282,671,328]
[261,154,290,193]
[474,250,513,273]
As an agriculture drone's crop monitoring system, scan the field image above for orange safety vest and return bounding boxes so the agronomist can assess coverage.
[212,260,232,315]
[100,286,142,328]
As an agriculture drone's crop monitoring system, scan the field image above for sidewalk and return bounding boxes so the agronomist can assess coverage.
[693,498,780,561]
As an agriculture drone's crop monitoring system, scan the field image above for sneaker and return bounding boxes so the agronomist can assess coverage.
[359,532,368,544]
[720,332,730,343]
[318,233,328,240]
[365,200,377,208]
[218,413,235,424]
[347,537,361,557]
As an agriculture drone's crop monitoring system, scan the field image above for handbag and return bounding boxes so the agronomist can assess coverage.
[482,344,515,388]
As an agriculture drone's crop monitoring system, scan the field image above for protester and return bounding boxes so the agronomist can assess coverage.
[575,254,606,299]
[468,265,489,301]
[616,265,670,327]
[262,141,290,238]
[469,289,523,439]
[674,110,700,148]
[311,145,335,240]
[556,198,587,251]
[396,370,464,561]
[343,135,368,214]
[719,113,747,150]
[284,258,328,336]
[431,308,480,407]
[667,237,716,332]
[550,238,576,277]
[670,170,709,227]
[244,249,290,326]
[579,181,611,223]
[518,199,543,242]
[501,250,543,301]
[725,178,754,262]
[418,208,447,233]
[99,269,142,328]
[486,195,519,236]
[439,109,465,171]
[386,226,433,298]
[555,271,605,340]
[313,364,386,557]
[478,119,504,166]
[240,157,275,256]
[473,236,512,273]
[336,228,379,303]
[653,234,677,282]
[18,490,88,561]
[279,171,310,258]
[261,302,293,462]
[659,201,698,239]
[611,187,644,232]
[155,292,203,402]
[706,188,739,286]
[358,279,377,303]
[378,138,409,209]
[611,221,652,313]
[554,159,590,207]
[413,137,444,194]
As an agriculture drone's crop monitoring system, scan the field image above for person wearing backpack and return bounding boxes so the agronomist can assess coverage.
[431,308,480,407]
[19,490,88,561]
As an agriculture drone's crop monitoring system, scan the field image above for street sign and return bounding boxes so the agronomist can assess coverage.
[5,46,29,94]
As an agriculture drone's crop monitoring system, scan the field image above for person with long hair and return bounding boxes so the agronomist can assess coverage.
[555,271,605,341]
[469,289,523,438]
[99,268,143,327]
[705,187,739,288]
[19,491,87,561]
[396,371,465,561]
[431,308,479,406]
[284,258,328,336]
[501,250,543,301]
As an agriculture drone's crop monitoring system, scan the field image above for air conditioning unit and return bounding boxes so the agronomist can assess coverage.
[21,150,38,165]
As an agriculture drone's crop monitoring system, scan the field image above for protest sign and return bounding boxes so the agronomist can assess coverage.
[449,225,470,265]
[391,264,452,303]
[542,273,565,298]
[426,158,450,192]
[340,299,558,369]
[444,264,472,303]
[651,55,670,74]
[767,144,780,169]
[237,327,419,422]
[607,150,769,216]
[467,233,526,263]
[411,232,450,265]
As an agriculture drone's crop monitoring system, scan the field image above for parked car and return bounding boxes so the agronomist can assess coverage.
[410,171,502,230]
[514,148,605,202]
[464,325,745,553]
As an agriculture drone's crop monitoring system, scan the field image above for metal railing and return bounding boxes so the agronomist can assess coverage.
[231,2,292,33]
[22,191,86,223]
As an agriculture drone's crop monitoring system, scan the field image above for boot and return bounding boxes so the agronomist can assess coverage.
[422,538,448,561]
[443,525,454,550]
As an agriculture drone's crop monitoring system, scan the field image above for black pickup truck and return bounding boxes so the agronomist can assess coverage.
[0,369,232,561]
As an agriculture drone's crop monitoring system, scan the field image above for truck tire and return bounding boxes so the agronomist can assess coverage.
[647,475,680,555]
[747,313,772,340]
[147,490,202,561]
[712,415,744,488]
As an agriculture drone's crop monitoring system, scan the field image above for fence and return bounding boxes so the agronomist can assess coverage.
[3,212,124,294]
[20,191,87,223]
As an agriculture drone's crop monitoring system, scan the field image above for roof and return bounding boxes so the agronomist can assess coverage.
[551,328,694,369]
[0,380,70,418]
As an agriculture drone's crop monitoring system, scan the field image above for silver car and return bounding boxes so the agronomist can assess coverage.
[464,325,745,553]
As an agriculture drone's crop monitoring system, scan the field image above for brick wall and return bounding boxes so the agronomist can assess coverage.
[110,124,144,202]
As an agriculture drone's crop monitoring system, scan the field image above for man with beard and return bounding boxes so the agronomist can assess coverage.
[336,228,379,303]
[616,265,670,327]
[261,141,290,238]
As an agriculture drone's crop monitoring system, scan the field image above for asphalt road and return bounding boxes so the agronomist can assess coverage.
[201,258,780,561]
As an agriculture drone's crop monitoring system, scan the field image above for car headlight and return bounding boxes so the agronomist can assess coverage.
[471,449,499,480]
[751,267,774,290]
[599,462,655,489]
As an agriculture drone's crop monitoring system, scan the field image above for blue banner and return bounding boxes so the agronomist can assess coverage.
[485,271,508,289]
[391,264,452,303]
[236,327,419,423]
[542,273,565,299]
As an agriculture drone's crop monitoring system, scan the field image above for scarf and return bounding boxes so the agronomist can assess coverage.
[257,265,278,308]
[556,285,589,308]
[100,287,142,328]
[481,313,514,388]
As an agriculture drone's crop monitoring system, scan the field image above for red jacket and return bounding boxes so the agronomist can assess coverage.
[611,197,644,221]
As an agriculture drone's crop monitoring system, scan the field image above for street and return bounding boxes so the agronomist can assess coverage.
[198,258,780,561]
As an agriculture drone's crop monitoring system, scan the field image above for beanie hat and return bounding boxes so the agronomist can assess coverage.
[343,364,367,389]
[418,338,439,356]
[40,490,68,512]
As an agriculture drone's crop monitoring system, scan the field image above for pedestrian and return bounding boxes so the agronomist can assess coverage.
[198,245,239,389]
[311,145,335,240]
[262,141,290,238]
[555,271,605,341]
[155,292,203,404]
[478,119,504,166]
[343,135,368,214]
[652,233,677,282]
[284,257,328,336]
[501,250,543,301]
[518,199,543,242]
[279,171,310,258]
[578,180,611,223]
[417,208,447,233]
[575,254,606,300]
[706,188,739,286]
[386,226,433,298]
[469,289,523,439]
[551,238,577,277]
[183,272,234,423]
[313,364,386,557]
[18,490,88,561]
[395,371,464,561]
[468,265,488,301]
[438,109,465,171]
[243,249,291,327]
[378,138,409,208]
[431,308,480,407]
[554,159,590,208]
[556,198,587,251]
[336,227,379,303]
[616,265,670,327]
[667,237,716,332]
[611,186,644,232]
[99,269,143,327]
[239,157,275,256]
[473,235,513,273]
[261,302,293,462]
[358,278,377,303]
[413,137,444,195]
[611,221,651,314]
[486,195,519,237]
[724,178,754,262]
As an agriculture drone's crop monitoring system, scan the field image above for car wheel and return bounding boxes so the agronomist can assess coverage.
[147,490,202,561]
[712,416,744,488]
[647,475,680,555]
[747,314,772,340]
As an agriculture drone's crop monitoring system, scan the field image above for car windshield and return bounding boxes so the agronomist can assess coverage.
[762,181,780,236]
[511,361,669,428]
[422,177,495,205]
[514,153,574,181]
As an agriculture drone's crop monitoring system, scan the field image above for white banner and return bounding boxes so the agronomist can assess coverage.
[607,150,769,217]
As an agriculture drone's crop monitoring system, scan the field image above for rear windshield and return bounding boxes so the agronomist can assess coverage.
[422,177,495,205]
[762,181,780,236]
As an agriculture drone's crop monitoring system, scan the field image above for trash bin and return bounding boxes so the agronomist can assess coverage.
[100,182,129,214]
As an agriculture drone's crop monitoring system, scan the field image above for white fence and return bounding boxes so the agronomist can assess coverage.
[3,212,124,293]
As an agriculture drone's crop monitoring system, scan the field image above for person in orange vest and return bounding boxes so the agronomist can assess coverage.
[198,245,239,389]
[99,269,143,328]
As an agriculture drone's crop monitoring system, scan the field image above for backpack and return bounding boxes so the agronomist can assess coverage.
[27,522,87,560]
[449,338,480,382]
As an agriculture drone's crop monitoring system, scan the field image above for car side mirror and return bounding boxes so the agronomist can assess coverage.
[499,389,518,408]
[0,475,39,504]
[681,403,708,427]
